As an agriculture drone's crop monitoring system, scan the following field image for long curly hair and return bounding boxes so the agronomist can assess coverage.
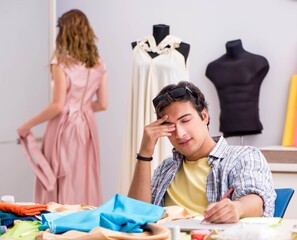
[54,9,100,68]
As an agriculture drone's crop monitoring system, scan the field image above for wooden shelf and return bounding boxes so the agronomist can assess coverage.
[260,146,297,164]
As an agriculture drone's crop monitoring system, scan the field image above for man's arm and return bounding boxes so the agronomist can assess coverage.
[203,194,263,223]
[128,115,175,202]
[204,147,275,223]
[128,160,152,203]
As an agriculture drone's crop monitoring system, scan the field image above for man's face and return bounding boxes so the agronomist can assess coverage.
[161,101,209,160]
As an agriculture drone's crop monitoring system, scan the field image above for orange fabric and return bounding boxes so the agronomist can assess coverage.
[0,202,48,216]
[47,201,96,212]
[157,206,200,224]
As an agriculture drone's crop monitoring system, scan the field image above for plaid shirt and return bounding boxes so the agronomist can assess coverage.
[151,136,276,217]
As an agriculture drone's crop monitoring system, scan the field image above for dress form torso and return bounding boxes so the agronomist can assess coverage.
[120,25,190,195]
[131,24,190,62]
[206,39,269,137]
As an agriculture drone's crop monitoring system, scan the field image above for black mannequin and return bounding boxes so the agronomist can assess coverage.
[131,24,190,61]
[205,39,269,137]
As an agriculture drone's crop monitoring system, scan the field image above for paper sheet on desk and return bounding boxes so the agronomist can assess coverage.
[160,218,240,232]
[239,217,282,226]
[159,217,282,232]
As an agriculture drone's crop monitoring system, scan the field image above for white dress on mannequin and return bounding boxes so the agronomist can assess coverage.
[120,35,189,194]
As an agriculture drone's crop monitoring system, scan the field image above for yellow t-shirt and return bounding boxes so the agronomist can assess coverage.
[164,157,210,214]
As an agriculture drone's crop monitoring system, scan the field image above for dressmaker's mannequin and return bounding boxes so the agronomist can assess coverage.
[120,24,190,195]
[206,39,269,137]
[132,24,190,61]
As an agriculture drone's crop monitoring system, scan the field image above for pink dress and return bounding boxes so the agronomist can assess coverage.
[34,58,105,206]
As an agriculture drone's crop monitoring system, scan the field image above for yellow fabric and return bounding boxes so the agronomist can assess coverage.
[282,75,297,146]
[165,157,210,214]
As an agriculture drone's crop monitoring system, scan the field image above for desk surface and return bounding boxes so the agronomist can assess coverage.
[275,219,296,240]
[161,218,297,240]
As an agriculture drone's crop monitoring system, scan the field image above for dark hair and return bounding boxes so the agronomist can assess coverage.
[154,81,210,124]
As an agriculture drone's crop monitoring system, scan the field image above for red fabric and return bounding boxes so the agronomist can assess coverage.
[0,202,48,216]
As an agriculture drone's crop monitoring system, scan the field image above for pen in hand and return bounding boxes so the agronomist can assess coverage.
[221,188,234,200]
[201,188,234,224]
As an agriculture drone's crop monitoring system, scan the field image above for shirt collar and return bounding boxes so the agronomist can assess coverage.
[172,136,226,163]
[209,136,228,158]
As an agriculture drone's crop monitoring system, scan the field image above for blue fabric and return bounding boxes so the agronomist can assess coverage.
[39,194,165,234]
[39,211,74,231]
[0,210,42,227]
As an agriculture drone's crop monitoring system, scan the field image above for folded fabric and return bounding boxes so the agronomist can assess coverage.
[39,211,76,231]
[19,132,56,191]
[36,223,170,240]
[157,205,201,224]
[0,210,40,227]
[0,202,48,216]
[47,202,96,212]
[40,194,165,234]
[1,220,41,240]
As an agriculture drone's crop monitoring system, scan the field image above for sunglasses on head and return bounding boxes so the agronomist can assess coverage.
[153,86,197,108]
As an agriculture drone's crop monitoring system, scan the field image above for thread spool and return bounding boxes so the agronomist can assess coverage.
[168,226,180,240]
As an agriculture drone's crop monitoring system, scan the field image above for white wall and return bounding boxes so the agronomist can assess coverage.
[0,0,50,201]
[57,0,297,203]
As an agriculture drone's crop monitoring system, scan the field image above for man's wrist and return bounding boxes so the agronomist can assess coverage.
[136,153,153,161]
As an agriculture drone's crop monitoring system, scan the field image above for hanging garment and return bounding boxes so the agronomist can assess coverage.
[22,58,106,206]
[282,75,297,146]
[120,35,189,194]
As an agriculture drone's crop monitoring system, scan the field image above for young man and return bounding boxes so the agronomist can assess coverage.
[128,81,276,223]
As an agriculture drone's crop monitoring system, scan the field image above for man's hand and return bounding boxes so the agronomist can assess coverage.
[203,194,264,223]
[138,115,175,157]
[203,198,241,223]
[128,115,176,202]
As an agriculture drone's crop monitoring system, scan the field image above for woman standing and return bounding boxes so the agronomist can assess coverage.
[17,9,107,206]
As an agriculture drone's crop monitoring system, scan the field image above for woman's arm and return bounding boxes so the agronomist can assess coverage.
[17,65,67,137]
[92,71,108,112]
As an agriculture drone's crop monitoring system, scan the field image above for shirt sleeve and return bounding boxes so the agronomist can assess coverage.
[230,147,276,217]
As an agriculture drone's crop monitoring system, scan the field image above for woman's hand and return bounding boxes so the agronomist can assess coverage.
[17,124,31,138]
